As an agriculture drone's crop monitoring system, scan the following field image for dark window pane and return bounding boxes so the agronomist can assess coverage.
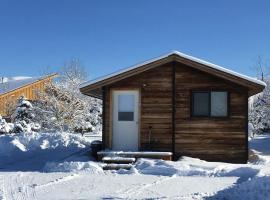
[118,112,134,121]
[193,92,209,116]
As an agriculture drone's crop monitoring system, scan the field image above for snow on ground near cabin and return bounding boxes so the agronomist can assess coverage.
[0,172,238,200]
[0,132,270,199]
[0,132,97,171]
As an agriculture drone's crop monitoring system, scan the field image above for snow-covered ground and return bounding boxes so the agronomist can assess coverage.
[0,132,270,200]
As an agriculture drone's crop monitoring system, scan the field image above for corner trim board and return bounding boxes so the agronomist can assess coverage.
[172,62,176,160]
[102,86,106,149]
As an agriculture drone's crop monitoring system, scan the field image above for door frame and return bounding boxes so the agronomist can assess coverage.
[109,88,141,150]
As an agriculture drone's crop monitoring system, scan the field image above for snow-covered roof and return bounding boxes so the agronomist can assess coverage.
[80,51,266,89]
[0,75,51,95]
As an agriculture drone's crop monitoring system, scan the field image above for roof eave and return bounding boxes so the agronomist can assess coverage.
[80,52,266,97]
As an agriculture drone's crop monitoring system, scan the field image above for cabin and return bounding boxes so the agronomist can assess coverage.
[80,51,265,163]
[0,74,56,118]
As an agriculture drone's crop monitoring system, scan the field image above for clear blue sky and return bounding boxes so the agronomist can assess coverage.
[0,0,269,80]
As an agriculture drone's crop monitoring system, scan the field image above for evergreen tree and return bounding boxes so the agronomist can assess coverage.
[12,96,40,133]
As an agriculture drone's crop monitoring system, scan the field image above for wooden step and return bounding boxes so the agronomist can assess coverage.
[102,156,136,164]
[97,151,173,161]
[103,163,132,170]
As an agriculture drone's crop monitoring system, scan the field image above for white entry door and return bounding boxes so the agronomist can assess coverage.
[113,90,139,151]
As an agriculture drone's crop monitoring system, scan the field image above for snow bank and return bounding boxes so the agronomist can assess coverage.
[207,176,270,200]
[128,156,270,199]
[131,157,262,181]
[250,134,270,156]
[44,161,104,173]
[0,132,93,171]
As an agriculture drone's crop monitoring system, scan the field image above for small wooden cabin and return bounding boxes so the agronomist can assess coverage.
[80,51,265,163]
[0,74,56,117]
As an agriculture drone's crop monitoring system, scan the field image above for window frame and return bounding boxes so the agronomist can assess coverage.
[191,90,230,118]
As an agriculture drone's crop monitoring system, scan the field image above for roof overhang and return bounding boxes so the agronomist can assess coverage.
[80,51,266,99]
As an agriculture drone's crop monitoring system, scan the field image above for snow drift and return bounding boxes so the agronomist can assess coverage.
[206,176,270,200]
[0,132,93,171]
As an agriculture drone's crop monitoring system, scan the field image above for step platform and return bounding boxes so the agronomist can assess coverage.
[102,156,136,164]
[98,151,173,161]
[102,163,132,170]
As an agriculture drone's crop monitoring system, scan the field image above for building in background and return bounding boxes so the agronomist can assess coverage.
[0,74,56,118]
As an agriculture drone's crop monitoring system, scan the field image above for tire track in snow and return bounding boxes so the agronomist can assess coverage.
[2,173,79,200]
[2,173,37,200]
[0,175,4,200]
[32,173,79,189]
[3,173,25,200]
[22,175,37,200]
[115,176,176,199]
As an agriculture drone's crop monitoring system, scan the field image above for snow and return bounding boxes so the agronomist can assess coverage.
[44,161,104,173]
[250,135,270,155]
[8,76,32,81]
[80,50,266,89]
[0,132,93,171]
[0,132,270,199]
[204,176,270,200]
[0,116,13,134]
[102,156,136,162]
[0,172,237,200]
[131,157,260,180]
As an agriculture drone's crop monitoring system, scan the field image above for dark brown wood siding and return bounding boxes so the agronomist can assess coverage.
[174,62,247,163]
[103,61,248,163]
[104,63,173,152]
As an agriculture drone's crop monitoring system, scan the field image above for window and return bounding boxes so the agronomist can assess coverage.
[118,94,134,121]
[192,91,228,117]
[211,92,228,117]
[192,92,209,116]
